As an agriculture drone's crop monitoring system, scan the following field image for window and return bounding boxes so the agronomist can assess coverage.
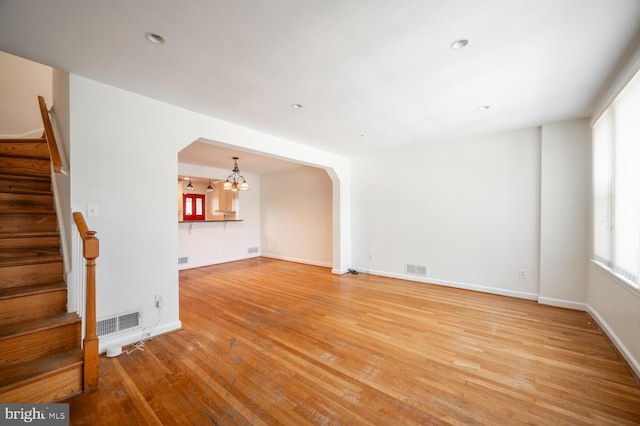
[592,68,640,289]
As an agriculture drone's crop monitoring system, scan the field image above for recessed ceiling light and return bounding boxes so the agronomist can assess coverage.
[145,32,165,45]
[478,105,491,111]
[356,134,365,138]
[450,39,468,49]
[291,103,303,109]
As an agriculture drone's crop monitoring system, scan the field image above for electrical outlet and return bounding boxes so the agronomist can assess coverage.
[519,269,527,279]
[155,295,164,308]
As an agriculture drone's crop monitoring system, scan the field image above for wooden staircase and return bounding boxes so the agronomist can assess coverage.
[0,96,99,402]
[0,136,84,402]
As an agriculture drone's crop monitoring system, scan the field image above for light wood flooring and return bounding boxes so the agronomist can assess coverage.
[66,258,640,425]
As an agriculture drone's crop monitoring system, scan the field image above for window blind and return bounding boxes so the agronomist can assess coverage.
[592,68,640,288]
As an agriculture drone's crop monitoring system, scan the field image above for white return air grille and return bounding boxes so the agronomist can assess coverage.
[97,311,141,337]
[405,264,427,277]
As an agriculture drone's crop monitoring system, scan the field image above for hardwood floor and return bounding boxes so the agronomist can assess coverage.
[66,258,640,425]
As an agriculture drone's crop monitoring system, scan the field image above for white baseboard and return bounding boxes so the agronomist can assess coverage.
[178,253,260,270]
[587,306,640,380]
[98,320,182,354]
[361,268,639,381]
[538,296,589,311]
[363,268,539,301]
[261,254,332,269]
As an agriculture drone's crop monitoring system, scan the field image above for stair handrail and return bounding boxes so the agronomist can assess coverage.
[73,212,99,392]
[37,96,64,174]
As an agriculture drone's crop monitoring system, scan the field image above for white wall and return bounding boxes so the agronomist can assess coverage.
[67,75,350,352]
[51,70,74,309]
[352,128,541,299]
[539,119,590,309]
[587,38,640,378]
[588,264,640,377]
[177,163,261,269]
[351,118,640,377]
[261,166,333,267]
[0,51,51,135]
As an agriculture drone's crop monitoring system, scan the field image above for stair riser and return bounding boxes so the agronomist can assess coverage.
[0,236,60,252]
[0,365,82,403]
[0,177,51,193]
[0,139,85,401]
[0,262,63,288]
[0,192,53,211]
[0,290,67,325]
[0,140,49,159]
[0,322,80,365]
[0,157,51,178]
[0,213,57,232]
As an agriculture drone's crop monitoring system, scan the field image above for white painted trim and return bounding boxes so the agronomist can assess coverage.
[98,320,182,354]
[261,254,332,269]
[537,297,589,311]
[178,253,260,270]
[332,268,349,275]
[70,228,84,320]
[51,167,70,274]
[364,269,539,301]
[587,305,640,380]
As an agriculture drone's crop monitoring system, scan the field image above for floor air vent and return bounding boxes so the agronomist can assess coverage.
[97,311,141,337]
[405,264,427,277]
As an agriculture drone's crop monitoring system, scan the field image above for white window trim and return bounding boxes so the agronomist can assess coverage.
[591,260,640,298]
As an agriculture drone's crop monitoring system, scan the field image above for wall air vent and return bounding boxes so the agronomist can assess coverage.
[248,247,259,254]
[178,257,188,265]
[97,311,141,337]
[405,264,427,277]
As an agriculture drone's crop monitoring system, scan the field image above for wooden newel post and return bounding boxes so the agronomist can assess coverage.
[83,230,99,391]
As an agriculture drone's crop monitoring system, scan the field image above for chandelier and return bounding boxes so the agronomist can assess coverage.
[223,157,249,191]
[185,177,194,191]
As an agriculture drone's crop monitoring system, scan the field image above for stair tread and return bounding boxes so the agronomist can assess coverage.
[0,281,66,300]
[0,253,62,267]
[0,173,50,182]
[0,188,52,196]
[0,138,49,160]
[0,209,55,215]
[0,231,59,239]
[0,248,60,260]
[0,348,82,389]
[0,313,80,340]
[0,138,46,143]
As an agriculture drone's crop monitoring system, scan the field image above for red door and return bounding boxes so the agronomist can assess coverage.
[183,193,205,220]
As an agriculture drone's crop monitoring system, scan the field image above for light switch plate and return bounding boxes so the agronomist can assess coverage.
[87,203,99,217]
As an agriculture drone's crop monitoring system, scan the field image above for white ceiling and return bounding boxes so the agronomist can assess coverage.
[1,0,639,173]
[178,140,305,175]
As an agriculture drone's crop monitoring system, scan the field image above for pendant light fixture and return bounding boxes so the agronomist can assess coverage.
[185,177,194,191]
[223,157,249,192]
[206,179,214,192]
